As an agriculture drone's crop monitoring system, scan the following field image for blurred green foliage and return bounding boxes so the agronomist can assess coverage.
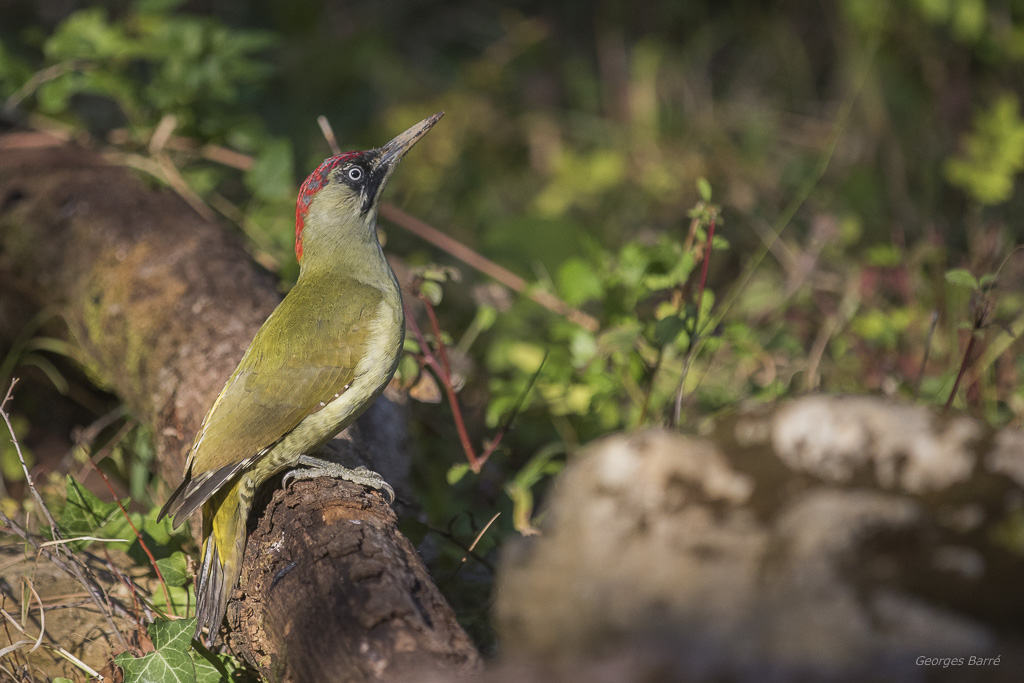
[2,0,1024,660]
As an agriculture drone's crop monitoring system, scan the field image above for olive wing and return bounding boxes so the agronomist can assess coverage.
[159,281,382,524]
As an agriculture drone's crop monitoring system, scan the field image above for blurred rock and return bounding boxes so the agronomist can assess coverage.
[494,396,1024,682]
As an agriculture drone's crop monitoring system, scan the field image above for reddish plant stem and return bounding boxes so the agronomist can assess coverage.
[671,211,717,427]
[83,433,176,616]
[423,295,453,379]
[405,301,481,472]
[944,333,976,413]
[693,213,716,326]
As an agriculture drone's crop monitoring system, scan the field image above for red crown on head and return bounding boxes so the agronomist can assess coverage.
[294,151,365,261]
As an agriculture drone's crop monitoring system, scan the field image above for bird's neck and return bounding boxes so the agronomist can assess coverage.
[297,214,396,292]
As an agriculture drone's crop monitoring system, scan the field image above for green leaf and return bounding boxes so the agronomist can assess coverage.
[557,258,604,306]
[135,0,189,14]
[944,268,979,290]
[156,551,189,587]
[419,280,443,306]
[696,177,713,202]
[653,315,688,346]
[474,304,498,333]
[191,645,239,683]
[865,244,901,267]
[446,463,471,485]
[244,138,294,202]
[506,444,564,533]
[115,618,196,683]
[152,584,195,616]
[56,476,131,551]
[944,94,1024,205]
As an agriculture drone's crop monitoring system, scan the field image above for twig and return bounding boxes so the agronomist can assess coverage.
[2,380,57,536]
[0,605,103,679]
[318,115,342,155]
[463,512,500,563]
[707,23,882,336]
[25,581,44,654]
[945,331,978,412]
[914,309,939,398]
[671,212,716,426]
[70,416,168,619]
[38,536,129,548]
[3,61,88,113]
[1,380,133,647]
[480,351,547,464]
[693,213,716,326]
[405,293,541,473]
[382,204,599,332]
[422,294,454,379]
[405,301,478,470]
[82,444,176,616]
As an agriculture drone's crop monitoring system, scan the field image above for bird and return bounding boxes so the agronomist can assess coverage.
[159,112,443,646]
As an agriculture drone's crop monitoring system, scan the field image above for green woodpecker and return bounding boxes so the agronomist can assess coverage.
[159,112,443,645]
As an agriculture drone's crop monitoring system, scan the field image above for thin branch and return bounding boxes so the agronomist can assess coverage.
[405,301,478,471]
[914,309,939,398]
[479,351,547,464]
[0,605,103,680]
[3,61,89,113]
[83,441,176,617]
[25,581,44,654]
[945,331,977,412]
[422,295,454,383]
[0,380,134,647]
[672,212,716,426]
[2,380,57,536]
[318,115,342,155]
[382,204,599,332]
[463,512,500,562]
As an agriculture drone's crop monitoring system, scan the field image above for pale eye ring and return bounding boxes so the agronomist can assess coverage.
[347,167,363,181]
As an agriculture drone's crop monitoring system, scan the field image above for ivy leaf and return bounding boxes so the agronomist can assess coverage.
[191,645,239,683]
[115,618,195,683]
[155,551,190,587]
[56,476,131,551]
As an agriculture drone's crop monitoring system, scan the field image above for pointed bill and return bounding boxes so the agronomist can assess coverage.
[363,112,443,211]
[376,112,444,169]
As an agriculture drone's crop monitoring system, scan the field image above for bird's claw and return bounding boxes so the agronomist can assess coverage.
[283,456,394,505]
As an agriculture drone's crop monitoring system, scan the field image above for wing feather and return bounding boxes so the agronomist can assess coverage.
[162,278,383,525]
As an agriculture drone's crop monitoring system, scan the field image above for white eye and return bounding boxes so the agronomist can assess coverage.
[347,167,363,181]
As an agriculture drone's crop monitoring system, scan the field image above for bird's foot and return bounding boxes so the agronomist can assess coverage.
[283,455,394,504]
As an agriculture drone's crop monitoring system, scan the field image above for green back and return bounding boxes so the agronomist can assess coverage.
[186,275,384,476]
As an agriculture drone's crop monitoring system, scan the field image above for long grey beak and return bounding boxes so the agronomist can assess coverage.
[364,112,443,212]
[377,112,444,168]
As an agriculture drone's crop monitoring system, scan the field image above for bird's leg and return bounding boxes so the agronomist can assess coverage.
[283,455,395,504]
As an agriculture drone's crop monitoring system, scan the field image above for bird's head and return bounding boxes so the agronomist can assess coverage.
[294,112,443,266]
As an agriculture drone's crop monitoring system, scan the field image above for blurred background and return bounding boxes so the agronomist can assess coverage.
[2,0,1024,652]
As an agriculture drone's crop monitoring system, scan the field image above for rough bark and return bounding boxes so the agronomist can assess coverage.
[229,478,479,681]
[0,137,479,679]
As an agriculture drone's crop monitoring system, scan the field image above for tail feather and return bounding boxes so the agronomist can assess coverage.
[158,459,250,529]
[193,483,249,646]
